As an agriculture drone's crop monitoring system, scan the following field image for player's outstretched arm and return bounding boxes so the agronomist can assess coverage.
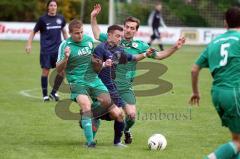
[189,64,201,106]
[56,47,70,73]
[154,37,185,60]
[25,31,36,54]
[131,48,154,62]
[91,4,101,40]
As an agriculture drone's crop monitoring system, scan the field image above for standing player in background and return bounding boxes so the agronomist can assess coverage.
[25,0,68,102]
[91,4,185,145]
[148,2,167,51]
[189,6,240,159]
[56,19,125,148]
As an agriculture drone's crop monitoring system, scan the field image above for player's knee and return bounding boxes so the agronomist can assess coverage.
[116,110,124,122]
[98,94,112,109]
[42,68,50,76]
[109,106,124,122]
[127,112,136,120]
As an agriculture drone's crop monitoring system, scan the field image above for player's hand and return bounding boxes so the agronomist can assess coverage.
[64,47,71,59]
[105,59,113,67]
[146,48,156,57]
[25,44,32,54]
[189,92,200,106]
[91,4,101,17]
[174,37,185,49]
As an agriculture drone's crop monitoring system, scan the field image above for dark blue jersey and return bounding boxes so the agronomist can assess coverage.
[93,42,135,107]
[94,42,134,82]
[34,13,66,54]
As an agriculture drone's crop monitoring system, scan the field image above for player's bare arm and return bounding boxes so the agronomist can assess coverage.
[189,64,201,106]
[133,48,155,61]
[90,4,102,40]
[25,31,36,54]
[62,27,68,40]
[56,47,70,73]
[154,37,185,60]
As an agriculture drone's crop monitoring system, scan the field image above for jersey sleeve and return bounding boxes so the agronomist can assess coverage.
[195,48,209,68]
[57,40,67,63]
[93,44,105,60]
[33,17,44,33]
[135,41,150,54]
[99,33,108,42]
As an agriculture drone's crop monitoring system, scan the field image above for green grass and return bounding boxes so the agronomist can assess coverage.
[0,41,229,159]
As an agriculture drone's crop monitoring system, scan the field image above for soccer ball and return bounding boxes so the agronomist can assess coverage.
[148,134,167,150]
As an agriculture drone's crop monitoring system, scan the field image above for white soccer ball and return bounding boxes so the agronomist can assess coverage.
[148,134,167,150]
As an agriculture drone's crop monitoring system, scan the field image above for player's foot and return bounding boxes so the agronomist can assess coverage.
[49,93,60,101]
[114,142,128,148]
[124,131,133,144]
[86,141,96,148]
[43,96,50,102]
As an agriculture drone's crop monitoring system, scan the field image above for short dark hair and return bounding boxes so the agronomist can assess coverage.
[47,0,57,9]
[68,19,83,32]
[107,25,123,33]
[123,16,140,30]
[225,6,240,28]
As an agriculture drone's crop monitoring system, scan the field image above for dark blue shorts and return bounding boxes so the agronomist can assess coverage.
[105,82,126,108]
[40,53,58,69]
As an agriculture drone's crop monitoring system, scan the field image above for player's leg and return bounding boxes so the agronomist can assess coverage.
[70,84,95,147]
[120,89,136,144]
[76,94,95,147]
[96,92,126,146]
[40,54,51,101]
[148,26,156,46]
[205,88,240,159]
[94,82,126,147]
[155,27,164,51]
[49,53,64,101]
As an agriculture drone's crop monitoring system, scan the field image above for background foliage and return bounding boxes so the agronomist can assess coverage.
[0,0,240,26]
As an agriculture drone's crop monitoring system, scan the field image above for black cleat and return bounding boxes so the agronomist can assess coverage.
[124,131,133,144]
[86,141,96,148]
[49,93,60,101]
[43,96,50,102]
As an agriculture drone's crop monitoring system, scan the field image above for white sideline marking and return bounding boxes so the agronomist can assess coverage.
[19,88,42,99]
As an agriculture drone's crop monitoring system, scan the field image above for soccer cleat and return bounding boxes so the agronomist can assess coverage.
[124,131,133,144]
[86,141,96,148]
[43,96,50,102]
[114,142,128,148]
[49,93,60,101]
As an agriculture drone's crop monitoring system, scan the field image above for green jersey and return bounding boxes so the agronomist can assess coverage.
[196,30,240,88]
[99,33,149,90]
[57,35,98,84]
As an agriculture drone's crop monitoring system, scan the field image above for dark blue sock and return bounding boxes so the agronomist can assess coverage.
[114,120,124,144]
[41,76,48,97]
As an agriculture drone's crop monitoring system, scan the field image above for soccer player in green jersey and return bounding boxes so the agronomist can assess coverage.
[56,19,125,148]
[91,4,185,144]
[189,7,240,159]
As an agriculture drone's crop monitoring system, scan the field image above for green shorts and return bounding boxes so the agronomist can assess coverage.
[119,89,136,106]
[211,87,240,134]
[70,79,108,102]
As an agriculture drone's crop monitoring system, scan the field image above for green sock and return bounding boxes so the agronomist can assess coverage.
[124,116,135,132]
[205,142,238,159]
[81,117,93,144]
[92,119,100,139]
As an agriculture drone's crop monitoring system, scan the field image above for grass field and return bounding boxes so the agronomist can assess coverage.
[0,40,230,159]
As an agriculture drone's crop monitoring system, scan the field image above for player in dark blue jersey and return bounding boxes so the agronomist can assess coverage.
[25,0,68,102]
[92,25,152,147]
